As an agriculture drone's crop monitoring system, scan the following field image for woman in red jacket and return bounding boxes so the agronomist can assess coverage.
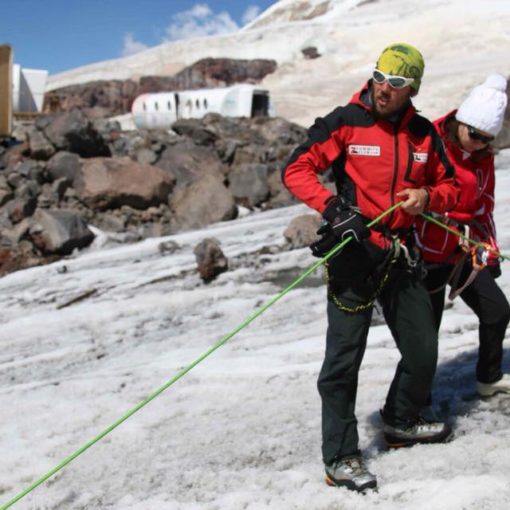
[417,73,510,397]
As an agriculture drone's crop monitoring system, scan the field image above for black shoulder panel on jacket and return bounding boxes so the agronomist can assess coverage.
[283,104,374,174]
[431,127,456,178]
[408,114,455,178]
[334,103,375,127]
[407,114,433,138]
[306,104,374,146]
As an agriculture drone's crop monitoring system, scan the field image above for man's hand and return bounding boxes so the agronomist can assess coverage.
[396,188,429,215]
[310,197,369,257]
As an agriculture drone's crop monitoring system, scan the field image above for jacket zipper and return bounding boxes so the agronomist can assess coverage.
[389,124,399,228]
[404,142,417,184]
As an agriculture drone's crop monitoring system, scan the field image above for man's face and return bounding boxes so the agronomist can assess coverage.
[372,80,414,118]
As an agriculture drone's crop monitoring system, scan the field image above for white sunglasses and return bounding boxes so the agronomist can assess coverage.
[372,69,415,89]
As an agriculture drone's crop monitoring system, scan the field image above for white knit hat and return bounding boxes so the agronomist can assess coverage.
[456,73,508,137]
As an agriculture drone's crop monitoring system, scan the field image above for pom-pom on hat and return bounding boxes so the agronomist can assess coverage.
[456,73,508,137]
[375,43,425,91]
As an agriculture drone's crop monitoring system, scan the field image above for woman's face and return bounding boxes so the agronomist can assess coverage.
[457,123,494,152]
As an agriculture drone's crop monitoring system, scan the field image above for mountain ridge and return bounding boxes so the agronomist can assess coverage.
[47,0,510,126]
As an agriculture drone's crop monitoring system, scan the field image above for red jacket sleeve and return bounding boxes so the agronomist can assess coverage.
[282,111,345,214]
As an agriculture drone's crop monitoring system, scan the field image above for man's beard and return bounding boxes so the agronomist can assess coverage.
[371,88,410,120]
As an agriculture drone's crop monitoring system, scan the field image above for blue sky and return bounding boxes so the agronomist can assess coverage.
[1,0,276,75]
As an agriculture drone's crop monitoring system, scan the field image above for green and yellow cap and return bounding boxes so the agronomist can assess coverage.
[375,43,425,91]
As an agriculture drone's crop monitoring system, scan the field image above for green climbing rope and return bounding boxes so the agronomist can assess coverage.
[0,202,402,510]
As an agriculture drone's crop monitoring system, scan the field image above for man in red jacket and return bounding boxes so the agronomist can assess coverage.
[282,43,459,492]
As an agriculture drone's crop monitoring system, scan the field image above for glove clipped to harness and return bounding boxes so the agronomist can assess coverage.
[310,196,370,258]
[449,241,501,300]
[471,242,499,270]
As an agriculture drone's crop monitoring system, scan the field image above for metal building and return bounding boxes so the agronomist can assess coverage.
[131,84,272,130]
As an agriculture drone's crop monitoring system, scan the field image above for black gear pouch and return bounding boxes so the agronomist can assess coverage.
[325,240,392,309]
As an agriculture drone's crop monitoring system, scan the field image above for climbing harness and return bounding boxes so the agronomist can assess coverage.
[420,212,509,300]
[325,231,419,313]
[420,212,509,263]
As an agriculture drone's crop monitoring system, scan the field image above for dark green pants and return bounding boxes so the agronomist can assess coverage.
[318,261,438,465]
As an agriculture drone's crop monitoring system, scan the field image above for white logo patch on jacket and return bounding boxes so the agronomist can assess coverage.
[348,145,381,156]
[413,152,428,163]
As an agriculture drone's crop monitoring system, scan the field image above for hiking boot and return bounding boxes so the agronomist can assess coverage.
[325,454,377,492]
[383,416,453,448]
[477,374,510,397]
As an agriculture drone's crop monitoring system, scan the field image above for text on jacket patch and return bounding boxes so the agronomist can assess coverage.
[348,145,381,156]
[413,152,428,163]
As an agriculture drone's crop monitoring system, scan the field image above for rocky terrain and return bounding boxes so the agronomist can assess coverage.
[4,0,510,278]
[3,71,510,277]
[0,109,310,276]
[46,0,510,130]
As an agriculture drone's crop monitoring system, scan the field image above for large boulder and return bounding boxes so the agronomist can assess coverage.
[283,214,322,249]
[27,127,56,160]
[29,208,95,255]
[231,144,268,166]
[46,151,81,184]
[74,157,175,210]
[155,140,227,188]
[203,113,267,145]
[36,110,111,157]
[170,174,237,230]
[171,119,218,146]
[229,163,269,207]
[251,117,307,146]
[266,169,297,209]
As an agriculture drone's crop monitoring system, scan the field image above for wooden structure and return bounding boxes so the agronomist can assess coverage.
[0,45,13,137]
